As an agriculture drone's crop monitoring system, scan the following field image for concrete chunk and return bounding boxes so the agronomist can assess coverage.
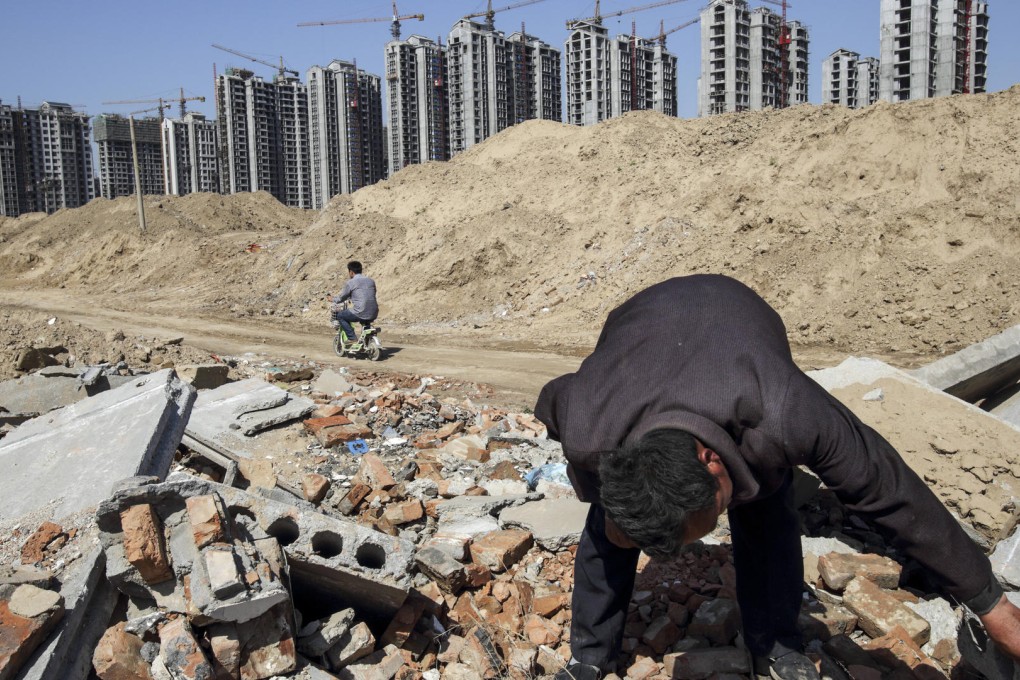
[0,587,65,680]
[911,324,1020,402]
[0,369,134,419]
[186,378,315,441]
[176,364,230,391]
[498,497,588,551]
[817,552,902,591]
[0,369,195,523]
[664,647,750,679]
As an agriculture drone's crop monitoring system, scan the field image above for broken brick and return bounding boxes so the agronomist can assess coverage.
[302,473,331,504]
[663,647,750,680]
[353,454,396,490]
[863,625,944,676]
[469,530,534,573]
[185,494,227,548]
[818,552,902,591]
[159,617,215,680]
[92,622,153,680]
[643,615,682,654]
[335,484,371,515]
[415,547,467,594]
[120,504,174,584]
[0,588,65,680]
[842,577,930,646]
[524,615,562,647]
[382,500,424,526]
[319,424,373,448]
[304,415,352,436]
[686,598,739,645]
[19,522,64,565]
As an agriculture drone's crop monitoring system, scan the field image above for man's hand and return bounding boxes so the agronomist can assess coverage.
[979,595,1020,662]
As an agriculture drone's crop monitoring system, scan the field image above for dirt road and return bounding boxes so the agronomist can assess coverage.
[1,288,581,407]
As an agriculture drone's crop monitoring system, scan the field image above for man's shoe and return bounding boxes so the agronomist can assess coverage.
[553,660,603,680]
[754,650,820,680]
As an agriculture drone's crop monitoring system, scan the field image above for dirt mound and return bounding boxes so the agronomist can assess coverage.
[1,88,1019,358]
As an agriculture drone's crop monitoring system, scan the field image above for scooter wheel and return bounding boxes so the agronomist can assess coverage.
[332,333,345,356]
[366,340,381,361]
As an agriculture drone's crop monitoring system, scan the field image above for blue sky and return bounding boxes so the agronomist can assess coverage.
[2,1,1016,121]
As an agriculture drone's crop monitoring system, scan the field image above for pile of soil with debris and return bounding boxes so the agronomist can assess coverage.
[1,88,1018,359]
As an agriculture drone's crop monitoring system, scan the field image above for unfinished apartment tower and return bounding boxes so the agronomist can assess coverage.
[385,35,450,174]
[507,29,563,124]
[565,18,677,126]
[880,0,989,102]
[307,60,385,209]
[822,49,880,109]
[216,68,311,208]
[163,113,220,196]
[94,114,165,199]
[447,19,561,153]
[698,0,809,116]
[0,101,93,216]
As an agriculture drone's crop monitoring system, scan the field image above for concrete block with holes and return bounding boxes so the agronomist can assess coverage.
[95,474,416,625]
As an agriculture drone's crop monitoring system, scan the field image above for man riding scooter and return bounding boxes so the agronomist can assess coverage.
[331,260,378,351]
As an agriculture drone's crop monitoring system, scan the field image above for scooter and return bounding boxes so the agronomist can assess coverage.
[330,305,383,361]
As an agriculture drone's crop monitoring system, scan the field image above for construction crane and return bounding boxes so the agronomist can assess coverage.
[464,0,548,32]
[103,89,206,119]
[567,0,691,29]
[211,43,299,79]
[649,15,699,46]
[297,2,424,40]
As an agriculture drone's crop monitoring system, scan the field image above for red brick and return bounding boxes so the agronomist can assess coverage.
[301,473,331,504]
[319,424,372,448]
[120,504,174,584]
[664,647,750,679]
[818,552,902,591]
[842,577,930,646]
[353,453,396,490]
[92,622,153,680]
[627,657,661,680]
[532,594,567,618]
[185,495,226,548]
[436,421,464,439]
[863,625,945,676]
[312,405,344,419]
[0,595,64,680]
[19,522,64,564]
[524,615,562,646]
[335,483,372,515]
[464,563,493,588]
[642,615,681,654]
[488,460,521,481]
[303,414,352,435]
[159,617,214,680]
[469,531,534,573]
[383,500,424,526]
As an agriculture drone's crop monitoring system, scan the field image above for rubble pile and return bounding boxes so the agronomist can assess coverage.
[1,323,1019,680]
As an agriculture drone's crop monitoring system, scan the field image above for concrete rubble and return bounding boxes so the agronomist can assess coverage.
[0,333,1019,680]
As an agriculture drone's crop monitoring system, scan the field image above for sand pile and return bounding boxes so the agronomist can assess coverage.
[1,88,1019,357]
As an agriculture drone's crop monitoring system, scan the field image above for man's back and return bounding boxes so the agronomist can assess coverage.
[339,274,378,320]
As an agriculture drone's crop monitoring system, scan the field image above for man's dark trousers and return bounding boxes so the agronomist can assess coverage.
[569,473,803,669]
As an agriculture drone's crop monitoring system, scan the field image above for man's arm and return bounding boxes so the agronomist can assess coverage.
[333,280,353,304]
[780,372,1014,650]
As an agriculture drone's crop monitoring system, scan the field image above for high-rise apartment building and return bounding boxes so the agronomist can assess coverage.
[163,112,220,196]
[0,101,93,216]
[0,104,18,217]
[307,60,386,209]
[385,35,450,174]
[94,114,165,199]
[822,49,880,109]
[879,0,989,102]
[565,19,677,126]
[447,19,562,152]
[216,68,311,208]
[507,30,564,123]
[698,0,809,116]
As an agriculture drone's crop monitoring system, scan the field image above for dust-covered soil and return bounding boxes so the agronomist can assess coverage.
[2,87,1019,362]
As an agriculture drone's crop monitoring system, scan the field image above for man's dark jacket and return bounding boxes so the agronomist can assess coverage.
[535,274,1001,614]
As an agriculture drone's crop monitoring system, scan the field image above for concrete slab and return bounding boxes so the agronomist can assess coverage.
[186,378,315,448]
[0,369,195,523]
[435,493,543,522]
[989,386,1020,430]
[312,370,353,397]
[98,475,415,625]
[498,497,589,552]
[0,369,134,419]
[911,324,1020,403]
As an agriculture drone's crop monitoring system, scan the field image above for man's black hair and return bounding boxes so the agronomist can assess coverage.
[347,261,363,275]
[598,428,718,558]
